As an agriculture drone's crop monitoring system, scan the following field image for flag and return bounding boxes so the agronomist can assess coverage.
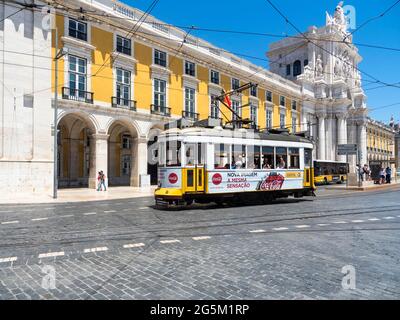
[222,90,232,108]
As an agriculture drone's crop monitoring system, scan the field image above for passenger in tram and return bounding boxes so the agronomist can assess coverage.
[277,156,286,169]
[262,159,272,169]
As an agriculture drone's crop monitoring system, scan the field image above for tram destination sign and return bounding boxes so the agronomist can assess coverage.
[337,144,358,156]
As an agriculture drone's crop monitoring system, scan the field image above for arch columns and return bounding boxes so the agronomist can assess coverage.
[89,133,109,189]
[316,112,326,160]
[336,113,348,162]
[130,137,149,187]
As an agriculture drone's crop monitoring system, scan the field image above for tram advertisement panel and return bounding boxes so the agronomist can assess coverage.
[158,168,182,189]
[208,170,303,194]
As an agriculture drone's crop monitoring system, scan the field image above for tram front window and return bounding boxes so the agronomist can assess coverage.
[247,145,261,169]
[289,148,300,169]
[166,140,181,167]
[276,147,288,169]
[214,144,230,169]
[185,143,196,166]
[232,145,246,169]
[184,143,206,166]
[262,147,274,169]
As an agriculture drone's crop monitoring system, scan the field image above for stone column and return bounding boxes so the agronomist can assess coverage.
[89,134,109,189]
[325,115,333,160]
[317,113,326,160]
[131,137,149,187]
[336,114,348,162]
[357,119,368,167]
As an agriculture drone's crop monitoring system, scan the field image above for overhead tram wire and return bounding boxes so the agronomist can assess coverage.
[264,0,400,90]
[59,3,400,53]
[5,0,400,54]
[8,2,397,107]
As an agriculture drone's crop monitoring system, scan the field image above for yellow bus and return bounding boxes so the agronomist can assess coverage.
[314,160,349,185]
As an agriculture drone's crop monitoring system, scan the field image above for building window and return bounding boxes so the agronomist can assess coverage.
[232,100,241,121]
[232,78,240,90]
[122,135,131,149]
[292,100,297,110]
[266,109,273,130]
[154,78,166,108]
[184,87,196,114]
[280,96,286,107]
[68,19,87,41]
[304,59,309,66]
[68,55,87,98]
[293,60,301,77]
[185,61,196,77]
[250,86,257,97]
[154,49,167,67]
[210,70,220,85]
[122,155,131,176]
[210,95,220,119]
[280,113,286,129]
[116,35,131,56]
[266,91,272,102]
[292,115,297,133]
[250,103,258,125]
[286,64,291,76]
[116,68,131,106]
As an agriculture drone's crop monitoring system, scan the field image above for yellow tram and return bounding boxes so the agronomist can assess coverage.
[155,122,315,208]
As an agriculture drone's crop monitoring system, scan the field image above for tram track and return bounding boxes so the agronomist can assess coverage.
[0,205,398,253]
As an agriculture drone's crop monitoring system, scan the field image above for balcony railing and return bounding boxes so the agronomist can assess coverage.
[182,110,199,121]
[62,87,93,104]
[151,104,171,116]
[111,97,137,111]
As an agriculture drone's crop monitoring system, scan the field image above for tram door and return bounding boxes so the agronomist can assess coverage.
[303,148,314,188]
[184,143,205,193]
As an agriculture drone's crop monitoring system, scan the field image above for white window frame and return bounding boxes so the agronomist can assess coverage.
[266,107,273,129]
[250,103,258,125]
[231,100,241,121]
[67,54,87,98]
[210,95,220,119]
[115,34,132,56]
[153,78,167,109]
[115,68,132,106]
[65,17,92,43]
[210,70,220,85]
[184,60,196,77]
[153,48,168,68]
[184,87,196,114]
[231,78,240,90]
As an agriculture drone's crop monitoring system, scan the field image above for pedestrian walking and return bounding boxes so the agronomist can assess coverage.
[363,164,370,182]
[97,170,107,191]
[379,167,386,185]
[386,167,392,184]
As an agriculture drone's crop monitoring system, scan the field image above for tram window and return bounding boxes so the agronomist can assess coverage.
[214,144,230,169]
[262,146,274,169]
[276,147,288,169]
[247,145,261,169]
[166,140,181,167]
[159,142,166,167]
[289,148,300,169]
[232,145,246,169]
[304,148,312,167]
[198,143,205,166]
[185,143,196,166]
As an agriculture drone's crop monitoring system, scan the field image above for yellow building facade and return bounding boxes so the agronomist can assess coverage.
[367,118,396,169]
[52,0,304,188]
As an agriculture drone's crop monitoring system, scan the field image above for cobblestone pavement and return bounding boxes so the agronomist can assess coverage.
[0,186,399,299]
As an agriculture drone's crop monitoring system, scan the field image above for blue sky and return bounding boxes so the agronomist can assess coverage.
[122,0,400,123]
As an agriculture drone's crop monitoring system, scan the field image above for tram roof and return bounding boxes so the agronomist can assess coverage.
[159,127,313,144]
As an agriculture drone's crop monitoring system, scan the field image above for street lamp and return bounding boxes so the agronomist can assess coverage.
[53,27,68,199]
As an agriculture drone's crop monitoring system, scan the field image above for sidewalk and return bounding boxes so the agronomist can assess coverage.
[0,187,157,205]
[325,181,400,192]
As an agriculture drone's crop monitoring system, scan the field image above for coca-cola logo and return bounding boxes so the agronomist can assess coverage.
[258,173,285,191]
[168,173,178,184]
[212,173,223,185]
